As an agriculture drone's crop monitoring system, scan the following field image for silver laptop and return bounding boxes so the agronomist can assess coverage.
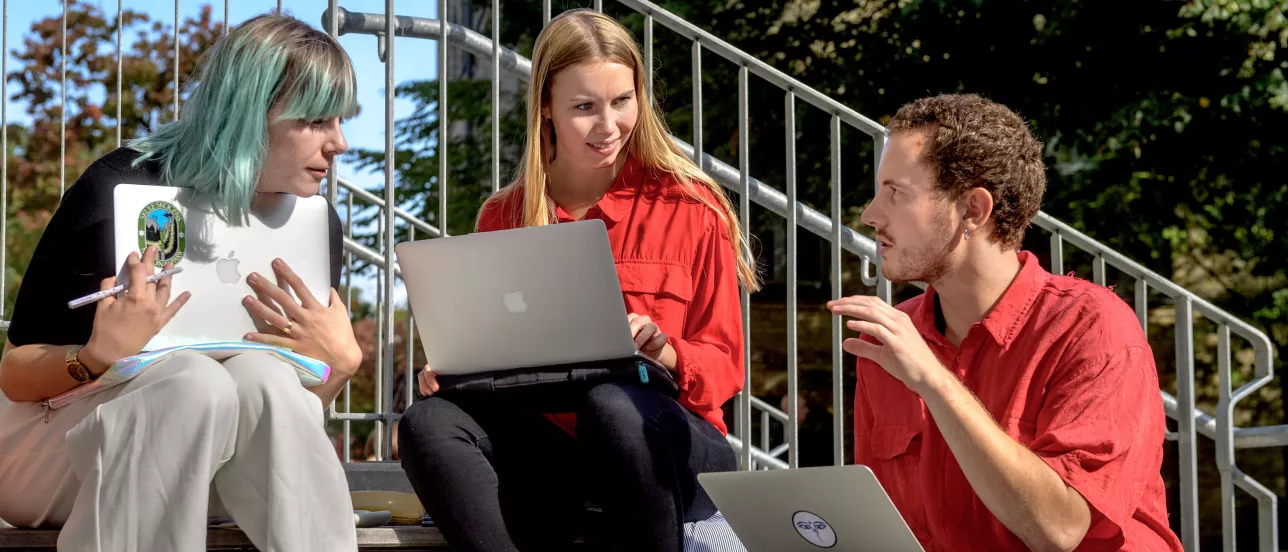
[113,184,333,351]
[699,465,925,552]
[393,219,643,376]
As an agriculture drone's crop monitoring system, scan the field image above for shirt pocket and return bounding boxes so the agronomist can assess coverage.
[616,262,694,330]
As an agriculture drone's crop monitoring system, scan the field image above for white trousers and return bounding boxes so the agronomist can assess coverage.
[0,351,358,551]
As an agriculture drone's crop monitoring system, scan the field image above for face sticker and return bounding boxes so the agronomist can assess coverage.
[137,200,186,267]
[793,511,837,548]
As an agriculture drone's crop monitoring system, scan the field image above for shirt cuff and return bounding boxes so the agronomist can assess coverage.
[1037,451,1134,537]
[667,335,699,392]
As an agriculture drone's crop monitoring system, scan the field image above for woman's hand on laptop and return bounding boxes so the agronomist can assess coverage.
[241,258,362,378]
[417,366,440,397]
[628,313,676,371]
[82,246,191,371]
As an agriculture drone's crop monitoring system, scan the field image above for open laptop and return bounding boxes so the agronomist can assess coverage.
[393,219,646,376]
[698,465,925,552]
[113,184,333,351]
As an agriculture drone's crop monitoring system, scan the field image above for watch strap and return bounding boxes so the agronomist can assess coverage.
[66,345,93,383]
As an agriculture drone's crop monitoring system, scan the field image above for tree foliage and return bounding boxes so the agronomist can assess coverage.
[2,0,223,315]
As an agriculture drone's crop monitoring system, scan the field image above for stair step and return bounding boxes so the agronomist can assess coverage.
[345,460,415,493]
[0,527,449,550]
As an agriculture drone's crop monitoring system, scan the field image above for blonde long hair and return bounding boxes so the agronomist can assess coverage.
[485,9,760,292]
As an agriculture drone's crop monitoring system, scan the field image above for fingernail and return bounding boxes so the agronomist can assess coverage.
[273,258,283,268]
[244,333,255,341]
[243,296,253,305]
[248,273,258,283]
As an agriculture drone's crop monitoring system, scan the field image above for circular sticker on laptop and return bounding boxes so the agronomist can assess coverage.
[793,511,837,548]
[137,200,186,267]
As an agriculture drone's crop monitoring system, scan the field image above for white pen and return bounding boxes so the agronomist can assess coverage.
[67,266,185,310]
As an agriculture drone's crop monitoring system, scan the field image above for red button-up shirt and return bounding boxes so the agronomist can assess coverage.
[476,155,744,435]
[854,251,1182,551]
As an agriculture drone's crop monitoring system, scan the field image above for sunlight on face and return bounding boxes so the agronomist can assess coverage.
[861,129,958,284]
[257,106,349,197]
[545,60,639,170]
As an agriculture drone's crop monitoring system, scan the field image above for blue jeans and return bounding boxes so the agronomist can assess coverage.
[398,380,737,552]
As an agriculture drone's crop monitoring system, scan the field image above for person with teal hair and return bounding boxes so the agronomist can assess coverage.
[0,13,363,551]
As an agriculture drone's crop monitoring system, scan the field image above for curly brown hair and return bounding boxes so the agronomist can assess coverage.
[886,94,1046,249]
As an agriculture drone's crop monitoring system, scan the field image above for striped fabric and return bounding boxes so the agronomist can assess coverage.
[684,511,748,552]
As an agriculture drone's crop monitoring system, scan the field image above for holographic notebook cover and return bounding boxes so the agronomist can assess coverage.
[45,342,330,410]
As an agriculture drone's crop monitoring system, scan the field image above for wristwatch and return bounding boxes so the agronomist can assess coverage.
[66,345,94,383]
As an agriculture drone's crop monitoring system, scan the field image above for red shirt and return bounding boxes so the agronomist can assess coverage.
[853,251,1182,551]
[476,155,744,435]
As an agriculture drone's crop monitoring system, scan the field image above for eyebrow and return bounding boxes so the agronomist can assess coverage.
[567,90,637,103]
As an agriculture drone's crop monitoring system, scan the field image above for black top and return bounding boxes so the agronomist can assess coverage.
[6,147,344,347]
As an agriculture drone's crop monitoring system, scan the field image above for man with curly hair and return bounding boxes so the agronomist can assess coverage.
[828,94,1182,551]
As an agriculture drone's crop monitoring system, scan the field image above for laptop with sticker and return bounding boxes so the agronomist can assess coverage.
[112,183,332,351]
[698,465,925,552]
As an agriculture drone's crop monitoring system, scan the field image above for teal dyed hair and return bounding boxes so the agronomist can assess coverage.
[129,13,358,223]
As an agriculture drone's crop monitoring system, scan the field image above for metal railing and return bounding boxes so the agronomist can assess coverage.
[0,0,1280,550]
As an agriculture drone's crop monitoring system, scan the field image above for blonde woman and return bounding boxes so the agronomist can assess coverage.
[0,14,361,551]
[398,9,759,552]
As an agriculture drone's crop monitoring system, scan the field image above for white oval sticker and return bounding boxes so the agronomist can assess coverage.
[792,510,837,548]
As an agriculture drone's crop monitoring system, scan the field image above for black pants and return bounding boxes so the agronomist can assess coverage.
[398,380,738,552]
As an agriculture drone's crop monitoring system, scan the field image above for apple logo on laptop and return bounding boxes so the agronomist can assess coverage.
[502,289,528,314]
[216,251,242,284]
[793,511,837,548]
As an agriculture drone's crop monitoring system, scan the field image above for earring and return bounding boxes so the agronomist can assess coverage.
[963,228,970,240]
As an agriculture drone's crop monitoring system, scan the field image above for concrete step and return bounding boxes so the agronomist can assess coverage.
[0,527,450,550]
[344,460,416,493]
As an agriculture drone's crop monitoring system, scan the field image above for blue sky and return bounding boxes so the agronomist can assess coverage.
[5,0,437,303]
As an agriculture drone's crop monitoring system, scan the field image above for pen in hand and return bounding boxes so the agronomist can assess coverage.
[67,266,185,310]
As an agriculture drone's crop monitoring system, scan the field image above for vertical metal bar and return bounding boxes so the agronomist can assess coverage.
[760,410,769,459]
[593,0,602,12]
[60,0,66,197]
[872,132,890,303]
[644,15,653,101]
[1049,233,1064,275]
[223,0,228,35]
[542,0,550,27]
[405,225,416,414]
[343,192,354,463]
[690,40,701,167]
[1,0,6,319]
[276,0,281,13]
[490,0,500,193]
[374,216,385,460]
[737,65,752,472]
[1175,296,1199,551]
[380,0,398,462]
[439,0,448,237]
[173,0,180,119]
[326,0,339,206]
[1092,254,1106,286]
[1257,485,1278,552]
[829,114,844,466]
[1216,324,1235,552]
[117,0,123,145]
[785,90,798,469]
[1135,279,1148,332]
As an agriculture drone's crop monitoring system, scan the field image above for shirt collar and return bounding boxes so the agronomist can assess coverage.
[913,250,1046,349]
[552,154,642,224]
